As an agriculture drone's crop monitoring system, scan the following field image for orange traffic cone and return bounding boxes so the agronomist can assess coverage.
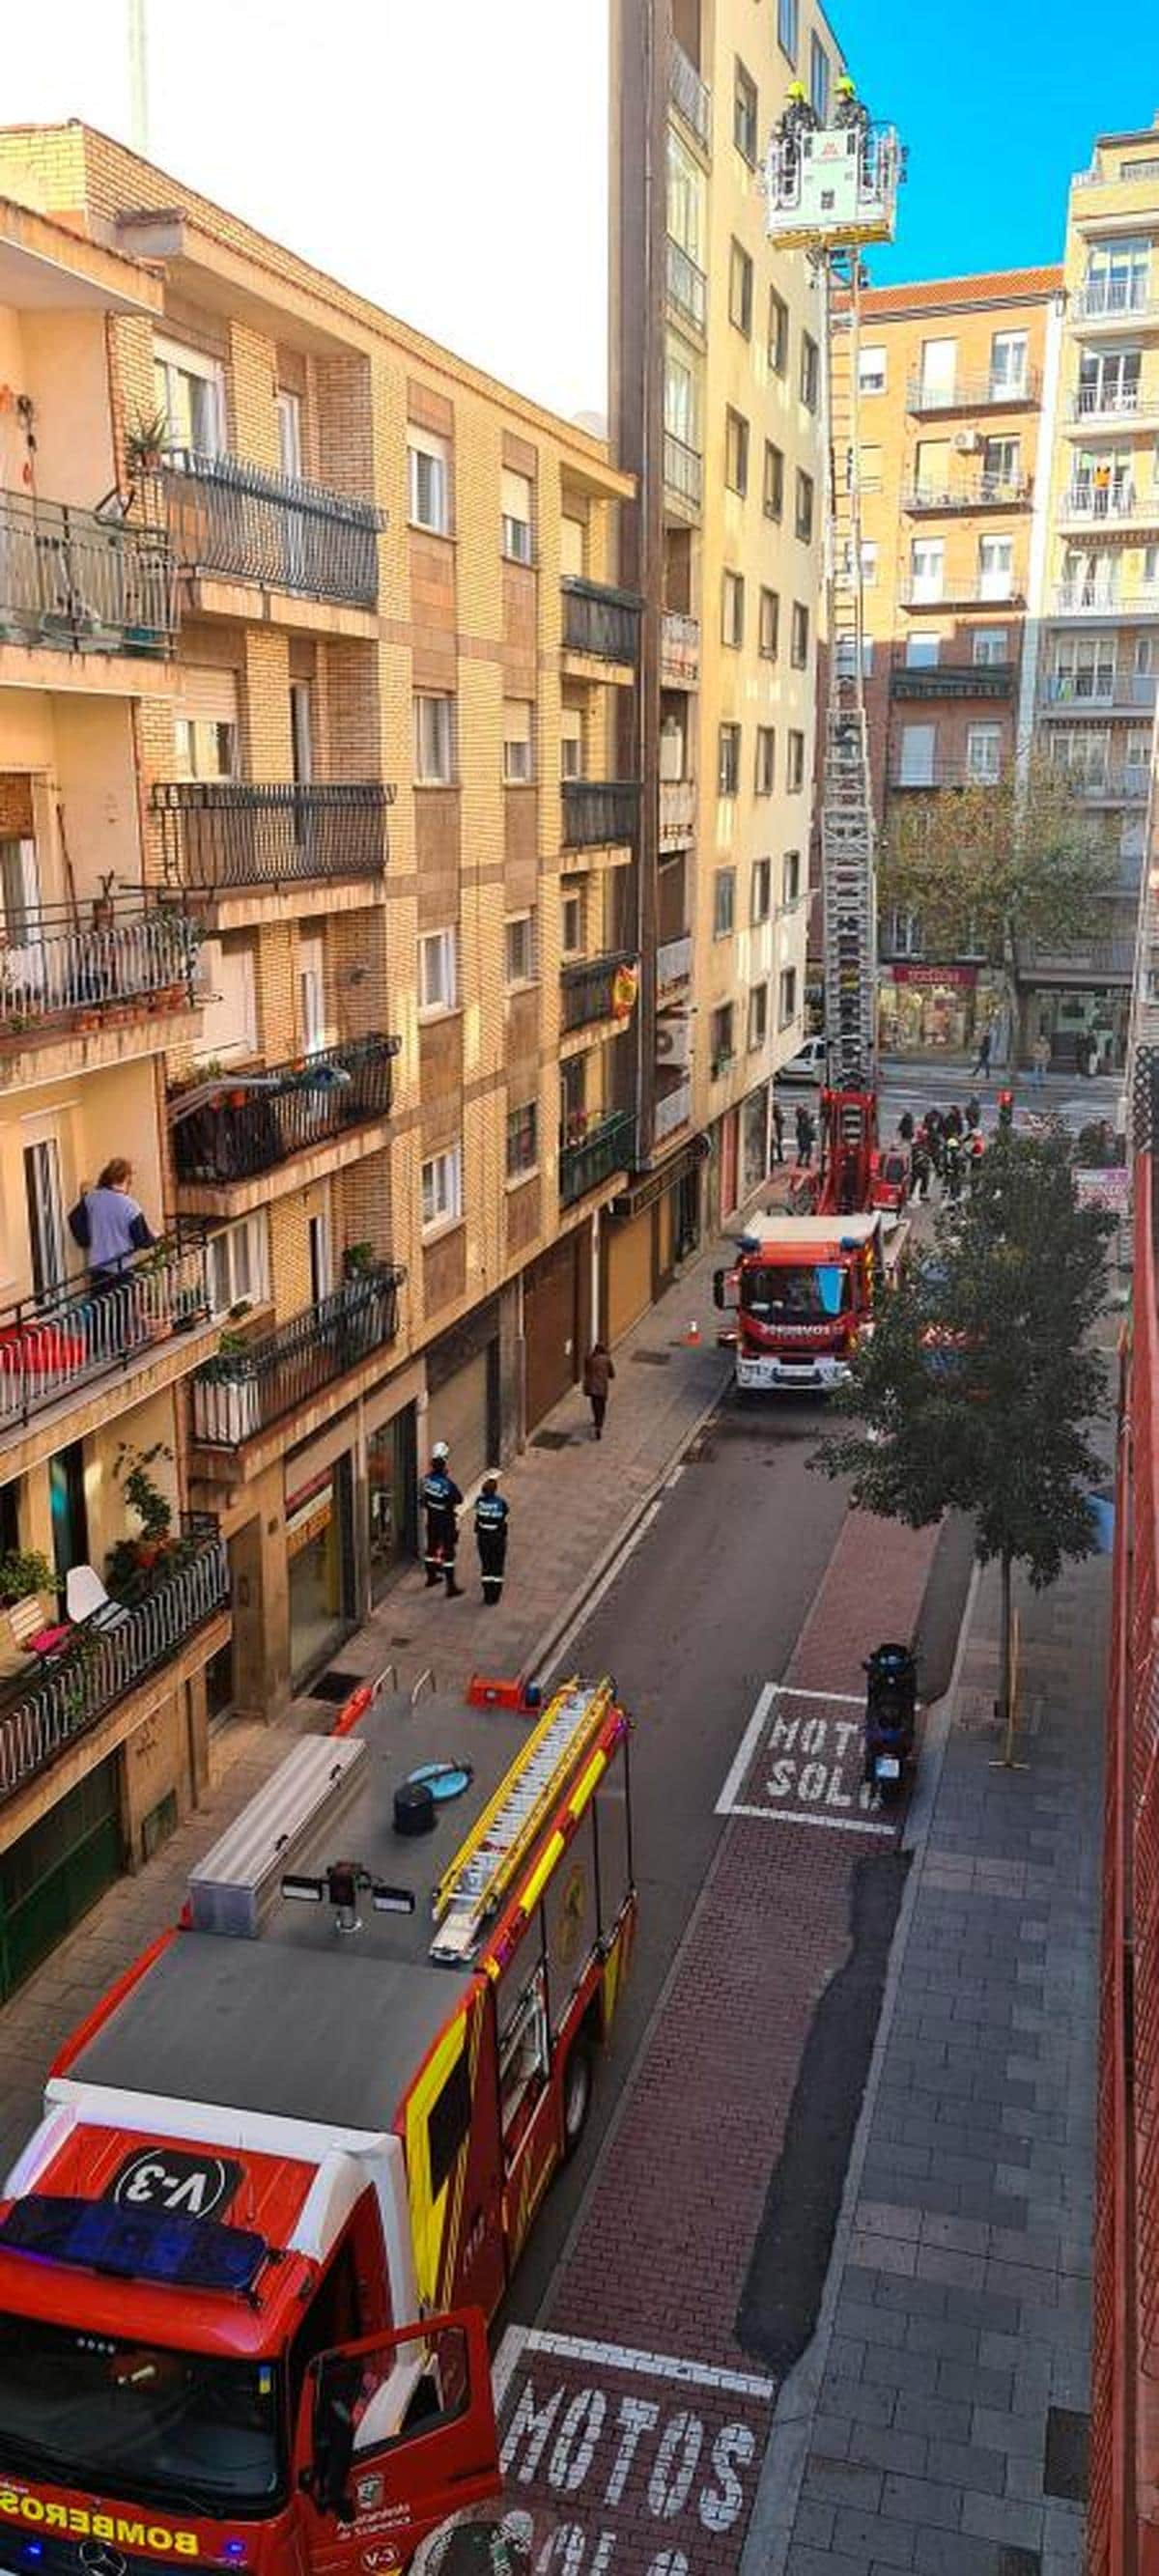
[684,1318,701,1346]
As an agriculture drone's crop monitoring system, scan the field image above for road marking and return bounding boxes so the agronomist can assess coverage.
[772,1684,863,1706]
[510,2327,777,2402]
[716,1684,777,1815]
[727,1800,895,1839]
[716,1684,910,1834]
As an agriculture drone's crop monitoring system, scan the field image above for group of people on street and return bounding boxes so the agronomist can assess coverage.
[419,1343,616,1606]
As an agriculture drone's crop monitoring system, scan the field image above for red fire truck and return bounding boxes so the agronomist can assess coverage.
[0,1674,636,2575]
[714,1208,907,1394]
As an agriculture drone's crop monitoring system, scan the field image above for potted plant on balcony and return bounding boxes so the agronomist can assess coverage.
[125,407,171,481]
[0,1549,56,1610]
[193,1330,260,1445]
[343,1240,377,1280]
[105,1440,178,1600]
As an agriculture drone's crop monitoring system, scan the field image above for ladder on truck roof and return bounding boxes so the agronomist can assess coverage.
[822,267,877,1094]
[429,1677,614,1966]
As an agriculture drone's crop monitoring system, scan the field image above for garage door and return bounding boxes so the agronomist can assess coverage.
[0,1755,121,2001]
[606,1205,652,1344]
[428,1346,494,1496]
[524,1235,580,1430]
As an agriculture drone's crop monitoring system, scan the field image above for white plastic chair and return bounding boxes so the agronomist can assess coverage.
[66,1564,130,1632]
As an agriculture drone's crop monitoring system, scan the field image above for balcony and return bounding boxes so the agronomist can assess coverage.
[666,238,707,335]
[152,780,390,891]
[899,580,1024,611]
[660,778,696,848]
[0,1236,210,1441]
[559,1109,636,1207]
[906,370,1042,414]
[0,902,198,1051]
[664,432,703,516]
[669,42,710,152]
[561,780,638,851]
[1052,584,1159,617]
[1056,765,1151,805]
[1071,281,1159,326]
[1039,671,1158,713]
[1066,386,1159,430]
[162,449,383,609]
[661,612,700,688]
[0,488,174,661]
[192,1265,405,1447]
[657,932,693,994]
[1058,484,1159,535]
[561,950,638,1035]
[560,577,641,667]
[0,1520,228,1802]
[653,1076,692,1144]
[890,663,1016,700]
[889,761,1008,792]
[171,1035,401,1189]
[902,479,1032,514]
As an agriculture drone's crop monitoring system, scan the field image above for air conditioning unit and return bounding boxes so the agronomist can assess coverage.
[656,1011,692,1068]
[952,429,981,454]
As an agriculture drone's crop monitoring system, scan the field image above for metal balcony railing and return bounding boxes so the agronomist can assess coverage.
[1072,280,1159,322]
[899,579,1022,609]
[561,577,641,665]
[560,950,637,1034]
[666,237,707,332]
[1070,384,1156,421]
[561,780,638,850]
[657,932,693,991]
[191,1265,404,1445]
[162,449,383,608]
[653,1077,692,1143]
[659,778,696,845]
[559,1110,636,1207]
[906,369,1041,411]
[1060,765,1151,803]
[1053,583,1159,614]
[0,488,175,658]
[890,664,1016,699]
[890,761,1008,791]
[0,1235,211,1434]
[1041,672,1158,709]
[1060,485,1158,523]
[660,611,700,687]
[902,479,1032,512]
[664,432,703,513]
[0,1521,227,1800]
[171,1035,401,1186]
[152,780,390,891]
[0,902,198,1036]
[669,42,710,149]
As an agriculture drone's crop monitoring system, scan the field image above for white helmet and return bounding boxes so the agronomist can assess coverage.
[432,1439,449,1462]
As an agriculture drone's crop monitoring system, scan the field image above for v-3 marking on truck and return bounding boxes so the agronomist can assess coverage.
[0,1674,636,2576]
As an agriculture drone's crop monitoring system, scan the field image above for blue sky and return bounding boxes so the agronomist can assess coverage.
[835,0,1159,285]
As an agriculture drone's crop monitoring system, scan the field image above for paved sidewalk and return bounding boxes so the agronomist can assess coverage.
[751,1545,1104,2576]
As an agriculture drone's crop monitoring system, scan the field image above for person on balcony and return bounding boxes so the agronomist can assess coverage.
[68,1160,156,1294]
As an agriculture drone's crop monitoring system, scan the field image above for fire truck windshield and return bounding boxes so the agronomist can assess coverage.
[744,1263,850,1321]
[0,2314,282,2511]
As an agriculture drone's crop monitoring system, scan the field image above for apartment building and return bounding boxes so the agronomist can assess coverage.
[609,0,832,1297]
[852,268,1062,1057]
[0,120,639,1989]
[1028,124,1159,1072]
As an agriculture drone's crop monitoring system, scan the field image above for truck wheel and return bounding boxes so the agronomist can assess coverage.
[562,2040,594,2158]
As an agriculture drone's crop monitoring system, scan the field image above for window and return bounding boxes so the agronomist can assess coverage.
[786,730,806,792]
[914,438,949,498]
[734,60,758,163]
[898,722,937,786]
[506,1098,538,1180]
[664,345,698,446]
[905,635,941,668]
[809,34,830,123]
[859,345,887,396]
[501,467,534,563]
[967,723,1003,783]
[419,926,459,1015]
[778,967,799,1030]
[560,705,583,780]
[428,2054,472,2198]
[763,440,785,520]
[721,570,745,647]
[1085,238,1151,316]
[713,868,736,939]
[795,469,815,543]
[208,1215,269,1320]
[782,850,802,908]
[777,0,799,64]
[414,693,455,783]
[919,337,957,405]
[710,1004,735,1072]
[990,330,1028,397]
[504,912,537,986]
[748,982,769,1052]
[561,890,584,956]
[667,127,703,263]
[982,435,1021,494]
[755,727,776,794]
[729,240,753,338]
[859,443,883,494]
[1078,348,1142,416]
[768,289,789,377]
[421,1145,463,1234]
[801,334,820,411]
[174,716,236,781]
[759,586,779,660]
[154,339,222,454]
[977,534,1013,600]
[973,628,1008,666]
[724,408,749,495]
[909,536,944,603]
[861,541,879,588]
[790,602,809,667]
[503,699,534,783]
[718,724,741,795]
[751,857,772,924]
[408,427,450,534]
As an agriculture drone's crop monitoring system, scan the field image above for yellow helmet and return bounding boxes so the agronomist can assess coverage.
[786,80,807,101]
[836,73,857,96]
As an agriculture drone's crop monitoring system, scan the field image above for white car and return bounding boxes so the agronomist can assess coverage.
[776,1035,828,1086]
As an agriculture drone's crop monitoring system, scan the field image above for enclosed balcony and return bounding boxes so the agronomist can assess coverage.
[561,780,638,851]
[162,450,383,609]
[660,778,696,847]
[559,1109,636,1207]
[171,1036,401,1189]
[657,932,693,994]
[660,612,700,689]
[191,1265,405,1447]
[152,780,390,891]
[664,433,703,517]
[0,901,198,1054]
[1057,763,1151,805]
[1039,671,1157,713]
[666,238,707,335]
[0,489,175,663]
[0,1519,227,1802]
[560,950,638,1035]
[560,578,641,668]
[669,42,710,152]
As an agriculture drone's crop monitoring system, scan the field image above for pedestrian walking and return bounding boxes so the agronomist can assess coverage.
[965,1092,981,1132]
[795,1103,815,1166]
[971,1026,993,1080]
[68,1159,156,1293]
[420,1442,464,1597]
[474,1473,509,1606]
[772,1098,784,1166]
[582,1341,615,1441]
[1032,1031,1051,1090]
[898,1111,915,1144]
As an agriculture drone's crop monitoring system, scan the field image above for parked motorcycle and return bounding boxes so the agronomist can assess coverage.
[863,1640,918,1802]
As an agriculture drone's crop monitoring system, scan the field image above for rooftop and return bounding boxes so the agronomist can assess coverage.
[859,265,1064,318]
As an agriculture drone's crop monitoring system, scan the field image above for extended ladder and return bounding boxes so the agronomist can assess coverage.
[821,256,877,1093]
[429,1677,613,1965]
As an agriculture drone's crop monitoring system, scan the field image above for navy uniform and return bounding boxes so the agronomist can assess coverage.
[474,1475,509,1606]
[421,1446,464,1597]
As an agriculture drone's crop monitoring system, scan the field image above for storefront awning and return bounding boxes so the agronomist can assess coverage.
[609,1134,708,1220]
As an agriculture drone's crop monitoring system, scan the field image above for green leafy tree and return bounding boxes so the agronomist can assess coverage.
[813,1127,1113,1735]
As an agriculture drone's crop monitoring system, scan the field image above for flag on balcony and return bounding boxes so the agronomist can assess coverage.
[611,962,639,1024]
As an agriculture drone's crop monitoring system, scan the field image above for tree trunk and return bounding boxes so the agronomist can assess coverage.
[998,1548,1015,1759]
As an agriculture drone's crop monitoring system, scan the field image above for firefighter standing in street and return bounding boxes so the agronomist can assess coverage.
[474,1473,510,1607]
[421,1441,464,1598]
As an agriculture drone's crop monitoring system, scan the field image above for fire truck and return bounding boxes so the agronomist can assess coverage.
[714,1207,907,1394]
[0,1673,636,2575]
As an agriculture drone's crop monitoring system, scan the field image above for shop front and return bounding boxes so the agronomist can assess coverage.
[1020,980,1129,1075]
[741,1083,770,1200]
[426,1300,500,1495]
[877,961,993,1055]
[367,1401,417,1604]
[286,1451,356,1688]
[523,1229,590,1431]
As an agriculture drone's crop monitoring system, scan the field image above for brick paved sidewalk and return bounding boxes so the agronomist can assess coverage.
[749,1546,1105,2576]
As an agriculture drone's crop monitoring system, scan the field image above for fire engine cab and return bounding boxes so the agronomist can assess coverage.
[715,1209,907,1393]
[0,1675,636,2576]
